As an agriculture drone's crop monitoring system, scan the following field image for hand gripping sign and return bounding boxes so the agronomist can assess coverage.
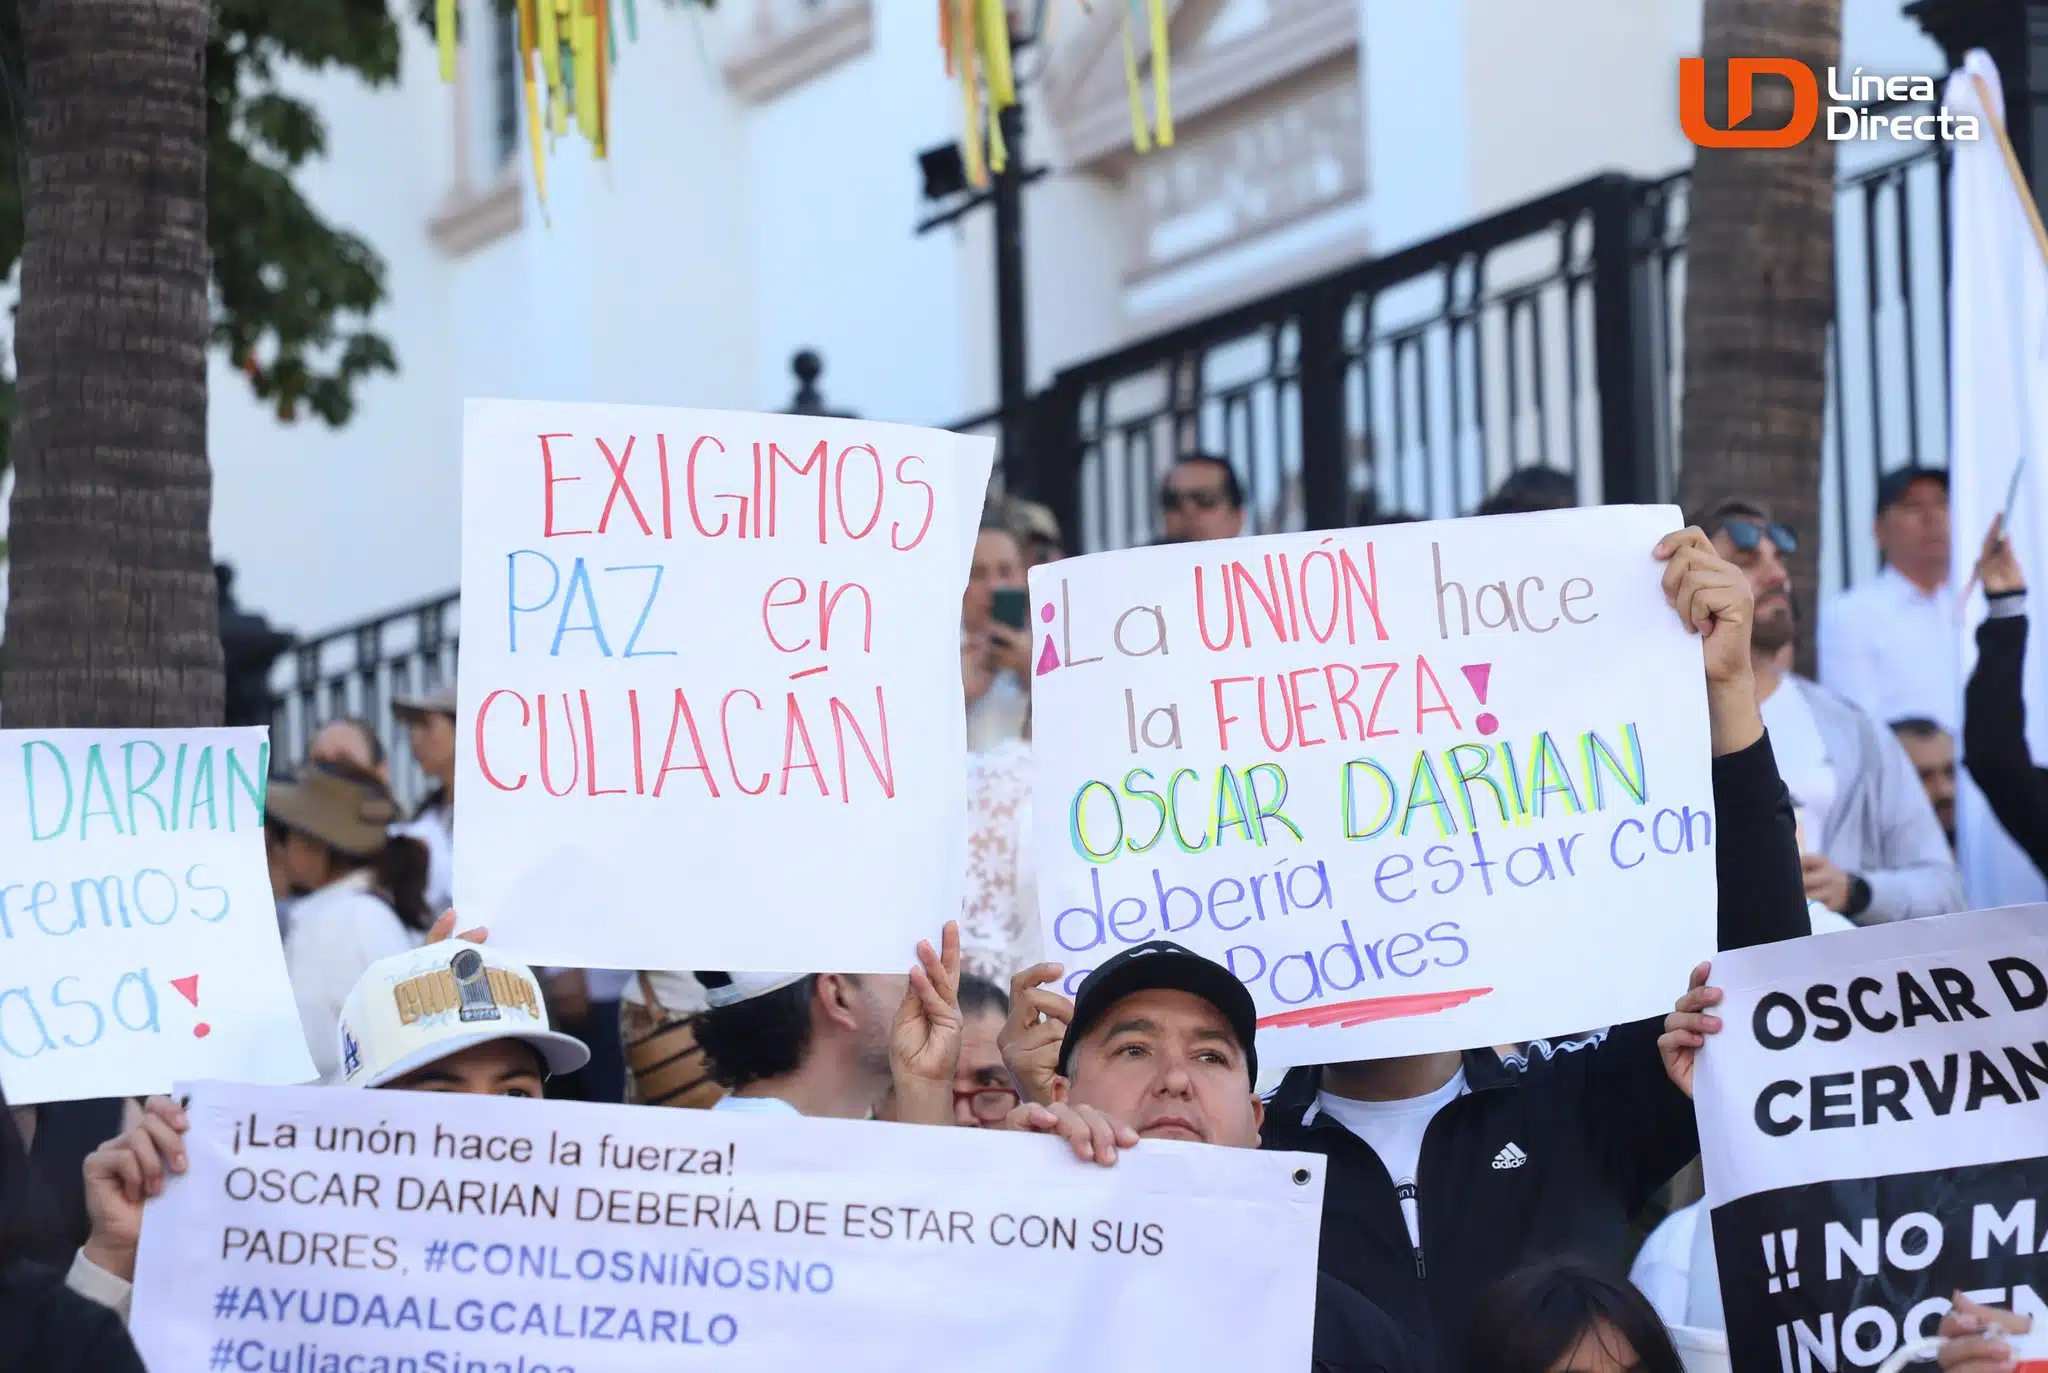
[1696,908,2048,1373]
[130,1082,1327,1372]
[1029,506,1718,1068]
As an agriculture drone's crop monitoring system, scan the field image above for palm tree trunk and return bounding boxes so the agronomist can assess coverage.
[1676,0,1841,676]
[3,0,221,727]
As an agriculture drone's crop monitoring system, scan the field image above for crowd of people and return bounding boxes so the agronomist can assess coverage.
[1,455,2035,1373]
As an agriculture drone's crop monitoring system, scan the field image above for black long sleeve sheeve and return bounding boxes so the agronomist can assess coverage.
[1964,611,2048,877]
[1262,733,1809,1370]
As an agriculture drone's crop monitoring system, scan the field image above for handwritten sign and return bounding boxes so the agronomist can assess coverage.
[1696,909,2048,1370]
[0,728,313,1103]
[457,400,994,972]
[1029,506,1715,1066]
[130,1081,1324,1372]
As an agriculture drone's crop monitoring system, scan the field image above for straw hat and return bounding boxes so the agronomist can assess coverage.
[267,763,399,857]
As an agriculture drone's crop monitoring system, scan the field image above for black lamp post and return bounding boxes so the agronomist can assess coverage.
[784,348,857,419]
[916,15,1049,469]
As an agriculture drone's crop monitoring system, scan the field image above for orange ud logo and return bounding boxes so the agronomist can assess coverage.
[1678,57,1820,148]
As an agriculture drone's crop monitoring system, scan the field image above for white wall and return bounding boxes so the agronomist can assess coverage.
[207,22,460,640]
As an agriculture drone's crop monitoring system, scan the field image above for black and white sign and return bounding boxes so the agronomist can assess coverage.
[1695,907,2048,1372]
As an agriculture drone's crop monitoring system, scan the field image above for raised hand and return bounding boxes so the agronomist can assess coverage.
[1658,961,1725,1099]
[999,962,1072,1106]
[423,908,488,946]
[889,921,964,1123]
[1976,515,2026,597]
[81,1096,190,1282]
[1654,527,1763,754]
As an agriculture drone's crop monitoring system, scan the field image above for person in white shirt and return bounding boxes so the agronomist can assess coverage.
[1701,497,1963,922]
[687,923,964,1126]
[390,682,456,916]
[1819,466,1957,730]
[270,762,436,1080]
[66,940,589,1323]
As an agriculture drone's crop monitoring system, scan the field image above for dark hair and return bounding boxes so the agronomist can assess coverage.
[959,974,1009,1020]
[0,1087,67,1268]
[1689,495,1769,534]
[1890,716,1948,741]
[1460,1260,1685,1373]
[413,784,451,821]
[690,977,820,1089]
[303,759,435,933]
[1168,454,1244,509]
[1479,466,1578,516]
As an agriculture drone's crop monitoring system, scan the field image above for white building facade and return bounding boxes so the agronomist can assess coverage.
[212,0,1945,643]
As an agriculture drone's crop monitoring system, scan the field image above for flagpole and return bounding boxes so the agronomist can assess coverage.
[1969,72,2048,270]
[1955,72,2048,608]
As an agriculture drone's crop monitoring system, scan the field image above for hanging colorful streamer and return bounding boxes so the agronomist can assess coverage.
[944,0,1172,180]
[432,0,704,208]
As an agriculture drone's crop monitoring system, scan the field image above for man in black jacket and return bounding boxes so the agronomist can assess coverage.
[1961,517,2048,877]
[1256,527,1809,1363]
[1006,940,1424,1373]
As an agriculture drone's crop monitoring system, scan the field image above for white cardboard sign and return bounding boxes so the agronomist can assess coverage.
[457,400,993,972]
[1029,506,1716,1066]
[1694,908,2048,1370]
[0,728,313,1103]
[131,1081,1325,1372]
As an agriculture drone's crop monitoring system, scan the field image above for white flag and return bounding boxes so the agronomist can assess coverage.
[1945,50,2048,908]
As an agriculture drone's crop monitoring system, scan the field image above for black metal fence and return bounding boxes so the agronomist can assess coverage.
[272,143,1953,779]
[1016,143,1952,595]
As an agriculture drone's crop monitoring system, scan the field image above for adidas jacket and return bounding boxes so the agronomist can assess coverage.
[1261,734,1808,1369]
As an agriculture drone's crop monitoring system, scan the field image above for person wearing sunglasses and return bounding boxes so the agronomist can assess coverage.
[1158,455,1246,543]
[1818,466,1956,735]
[1699,497,1962,925]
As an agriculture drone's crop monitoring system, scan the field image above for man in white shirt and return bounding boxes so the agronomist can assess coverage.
[689,923,964,1126]
[1819,466,1958,729]
[1702,496,1963,922]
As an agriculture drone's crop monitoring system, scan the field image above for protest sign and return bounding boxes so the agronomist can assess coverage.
[457,400,994,972]
[0,728,313,1103]
[131,1080,1324,1372]
[1696,908,2048,1372]
[1029,506,1714,1064]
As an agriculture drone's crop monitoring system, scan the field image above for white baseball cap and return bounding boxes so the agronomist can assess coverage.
[337,943,590,1088]
[694,971,809,1008]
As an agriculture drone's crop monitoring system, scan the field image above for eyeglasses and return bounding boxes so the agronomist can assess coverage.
[953,1082,1021,1123]
[1719,518,1798,556]
[1160,488,1228,513]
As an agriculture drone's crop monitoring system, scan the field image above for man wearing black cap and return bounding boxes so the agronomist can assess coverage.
[1820,465,1957,730]
[1004,526,1811,1367]
[1006,940,1422,1373]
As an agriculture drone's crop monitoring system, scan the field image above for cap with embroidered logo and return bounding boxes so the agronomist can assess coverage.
[336,943,589,1088]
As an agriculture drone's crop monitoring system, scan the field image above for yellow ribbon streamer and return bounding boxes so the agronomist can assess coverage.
[1148,0,1173,146]
[435,0,458,81]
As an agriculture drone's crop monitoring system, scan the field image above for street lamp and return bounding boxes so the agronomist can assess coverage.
[916,7,1050,471]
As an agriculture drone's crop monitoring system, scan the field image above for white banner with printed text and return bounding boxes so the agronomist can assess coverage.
[1696,909,2048,1371]
[130,1081,1324,1372]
